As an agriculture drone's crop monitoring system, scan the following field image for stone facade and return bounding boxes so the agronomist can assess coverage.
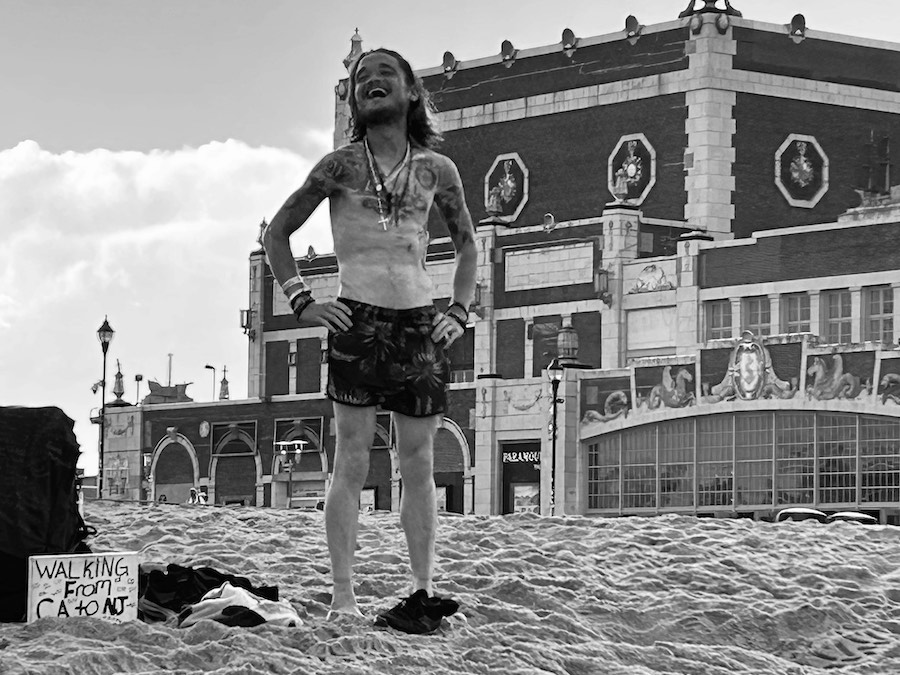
[100,8,900,521]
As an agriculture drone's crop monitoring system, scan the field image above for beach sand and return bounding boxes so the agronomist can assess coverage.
[3,501,900,674]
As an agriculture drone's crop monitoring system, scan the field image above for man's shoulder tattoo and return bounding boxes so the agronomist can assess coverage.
[316,150,368,193]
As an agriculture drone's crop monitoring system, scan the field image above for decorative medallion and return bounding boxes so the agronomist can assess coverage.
[703,331,796,402]
[482,152,529,224]
[775,134,828,208]
[790,141,814,187]
[607,133,656,205]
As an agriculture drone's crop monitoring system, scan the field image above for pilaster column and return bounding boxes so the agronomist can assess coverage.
[851,287,863,343]
[769,294,781,336]
[473,377,500,514]
[600,205,640,369]
[730,298,741,338]
[809,290,821,339]
[684,15,737,238]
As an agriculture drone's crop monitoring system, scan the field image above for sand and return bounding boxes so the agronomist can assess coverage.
[2,501,900,675]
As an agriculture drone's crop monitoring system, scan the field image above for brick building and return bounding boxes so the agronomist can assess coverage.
[101,3,900,520]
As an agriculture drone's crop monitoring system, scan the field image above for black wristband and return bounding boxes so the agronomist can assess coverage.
[292,293,315,319]
[445,309,468,331]
[448,301,469,316]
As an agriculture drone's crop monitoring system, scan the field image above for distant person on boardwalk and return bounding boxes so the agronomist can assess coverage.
[262,47,475,634]
[187,488,206,505]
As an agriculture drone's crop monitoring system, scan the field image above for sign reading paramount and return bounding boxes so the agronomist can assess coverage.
[502,450,541,464]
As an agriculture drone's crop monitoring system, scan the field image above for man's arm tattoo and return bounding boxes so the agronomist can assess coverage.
[435,183,475,247]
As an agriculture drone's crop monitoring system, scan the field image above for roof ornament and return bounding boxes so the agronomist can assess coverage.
[561,28,579,58]
[678,0,742,17]
[500,39,517,68]
[342,28,363,71]
[787,13,806,43]
[442,51,459,79]
[624,16,644,45]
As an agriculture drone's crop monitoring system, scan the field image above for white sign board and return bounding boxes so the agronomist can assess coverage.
[27,552,139,622]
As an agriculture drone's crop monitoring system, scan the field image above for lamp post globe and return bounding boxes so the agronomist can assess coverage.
[96,317,114,498]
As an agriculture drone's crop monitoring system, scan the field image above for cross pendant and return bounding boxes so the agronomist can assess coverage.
[378,213,390,230]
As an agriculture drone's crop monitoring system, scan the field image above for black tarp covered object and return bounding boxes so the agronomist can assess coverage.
[0,406,91,621]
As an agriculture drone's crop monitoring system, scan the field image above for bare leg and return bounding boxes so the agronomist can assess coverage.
[325,403,375,616]
[393,413,440,595]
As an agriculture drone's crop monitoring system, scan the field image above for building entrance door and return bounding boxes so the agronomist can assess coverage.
[501,441,541,514]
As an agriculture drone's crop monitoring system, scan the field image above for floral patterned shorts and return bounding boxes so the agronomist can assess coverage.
[326,298,451,417]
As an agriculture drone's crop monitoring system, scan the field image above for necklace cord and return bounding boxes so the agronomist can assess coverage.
[364,139,412,229]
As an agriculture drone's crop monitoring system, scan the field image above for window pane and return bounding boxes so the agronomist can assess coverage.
[707,300,732,340]
[588,437,620,510]
[659,419,694,507]
[865,287,894,343]
[622,427,656,508]
[775,412,815,505]
[817,413,856,503]
[860,416,900,503]
[697,415,732,507]
[783,294,810,333]
[735,413,773,505]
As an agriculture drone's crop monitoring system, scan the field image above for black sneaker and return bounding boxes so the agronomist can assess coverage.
[374,589,459,634]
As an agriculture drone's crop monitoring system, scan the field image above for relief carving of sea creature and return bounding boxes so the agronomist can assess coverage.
[581,391,630,425]
[878,373,900,405]
[806,355,863,401]
[646,366,694,409]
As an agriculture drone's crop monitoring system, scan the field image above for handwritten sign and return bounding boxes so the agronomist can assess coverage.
[27,552,139,623]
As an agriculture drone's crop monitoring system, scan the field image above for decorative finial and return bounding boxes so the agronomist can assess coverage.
[113,360,125,401]
[219,366,230,401]
[343,28,363,71]
[679,0,741,18]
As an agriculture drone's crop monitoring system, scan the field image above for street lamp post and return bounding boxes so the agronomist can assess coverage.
[547,358,565,516]
[277,440,308,509]
[96,317,115,498]
[204,364,216,400]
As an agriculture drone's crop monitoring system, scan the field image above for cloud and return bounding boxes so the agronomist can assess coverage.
[0,139,333,472]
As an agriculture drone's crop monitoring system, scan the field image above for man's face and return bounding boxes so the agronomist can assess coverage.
[353,52,416,127]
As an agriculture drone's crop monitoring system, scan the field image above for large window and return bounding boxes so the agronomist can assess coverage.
[860,415,900,504]
[782,293,810,333]
[697,415,732,507]
[735,413,773,505]
[817,413,856,504]
[659,419,694,507]
[622,427,656,509]
[706,300,732,340]
[865,286,894,343]
[587,438,619,510]
[742,297,771,337]
[585,411,900,513]
[775,413,814,505]
[822,289,852,344]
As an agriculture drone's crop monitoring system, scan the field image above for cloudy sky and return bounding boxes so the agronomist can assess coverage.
[1,0,897,475]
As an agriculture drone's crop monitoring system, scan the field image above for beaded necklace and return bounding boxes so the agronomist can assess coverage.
[364,138,412,230]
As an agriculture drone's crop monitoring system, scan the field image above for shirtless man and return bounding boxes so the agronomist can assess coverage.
[262,48,477,634]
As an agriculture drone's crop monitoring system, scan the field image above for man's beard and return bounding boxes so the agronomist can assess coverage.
[358,101,406,128]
